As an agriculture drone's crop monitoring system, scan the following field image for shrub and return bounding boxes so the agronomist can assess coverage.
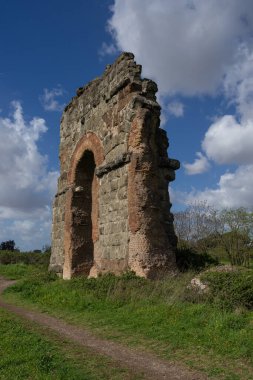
[201,270,253,310]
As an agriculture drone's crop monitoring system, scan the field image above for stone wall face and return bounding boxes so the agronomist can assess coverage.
[50,52,180,279]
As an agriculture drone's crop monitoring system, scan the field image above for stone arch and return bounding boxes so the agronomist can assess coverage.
[63,132,104,279]
[50,53,179,279]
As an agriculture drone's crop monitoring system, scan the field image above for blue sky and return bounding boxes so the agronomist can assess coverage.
[1,0,253,250]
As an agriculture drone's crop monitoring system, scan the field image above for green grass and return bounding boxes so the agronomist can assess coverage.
[0,263,40,279]
[0,307,143,380]
[2,267,253,379]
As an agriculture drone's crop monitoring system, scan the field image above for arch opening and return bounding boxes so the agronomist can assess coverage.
[71,150,96,276]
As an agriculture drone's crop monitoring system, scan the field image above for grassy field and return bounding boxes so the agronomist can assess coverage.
[0,307,141,380]
[0,263,39,279]
[1,264,253,379]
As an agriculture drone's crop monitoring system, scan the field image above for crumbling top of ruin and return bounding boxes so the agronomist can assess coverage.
[50,52,180,279]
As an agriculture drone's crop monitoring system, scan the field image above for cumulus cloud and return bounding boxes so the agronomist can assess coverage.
[0,210,52,251]
[201,45,253,166]
[202,115,253,165]
[40,86,66,112]
[0,102,58,250]
[107,0,253,95]
[167,101,184,117]
[183,152,210,175]
[224,44,253,122]
[185,165,253,209]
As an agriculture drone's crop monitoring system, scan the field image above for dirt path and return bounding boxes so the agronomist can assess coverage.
[0,277,208,380]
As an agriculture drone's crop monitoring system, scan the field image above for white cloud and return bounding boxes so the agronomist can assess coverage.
[201,44,253,166]
[185,165,253,209]
[0,206,52,248]
[107,0,253,96]
[224,44,253,123]
[40,86,65,112]
[202,115,253,165]
[0,102,58,250]
[167,101,184,117]
[0,208,52,251]
[183,152,210,175]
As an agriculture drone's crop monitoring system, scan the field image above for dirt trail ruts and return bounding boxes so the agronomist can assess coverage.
[0,277,208,380]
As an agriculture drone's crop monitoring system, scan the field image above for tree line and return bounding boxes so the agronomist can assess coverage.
[174,202,253,267]
[0,240,16,251]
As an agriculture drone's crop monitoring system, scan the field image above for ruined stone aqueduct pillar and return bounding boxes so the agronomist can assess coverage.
[49,52,180,279]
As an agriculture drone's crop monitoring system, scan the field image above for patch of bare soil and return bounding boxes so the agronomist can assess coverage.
[0,277,208,380]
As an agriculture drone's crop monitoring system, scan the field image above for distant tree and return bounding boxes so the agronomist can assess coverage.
[0,240,15,251]
[174,203,253,267]
[216,208,253,267]
[174,201,218,252]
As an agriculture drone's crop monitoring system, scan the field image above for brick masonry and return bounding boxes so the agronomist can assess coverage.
[49,52,180,279]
